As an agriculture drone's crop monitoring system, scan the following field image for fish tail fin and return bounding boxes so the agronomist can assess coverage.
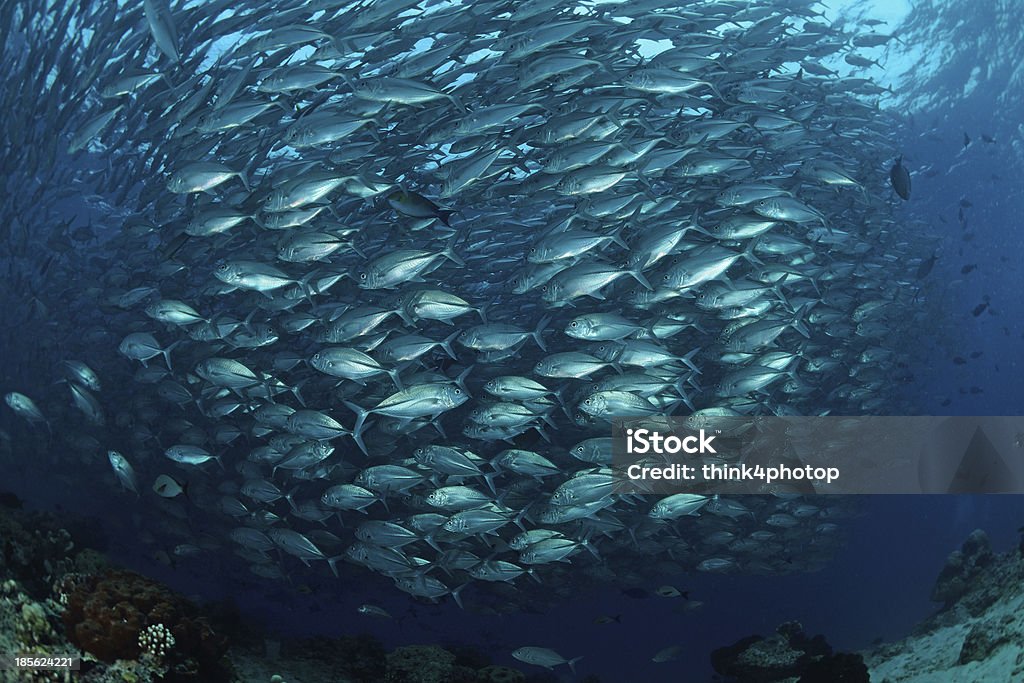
[680,346,702,374]
[162,340,183,371]
[511,506,528,531]
[532,314,552,351]
[483,471,499,497]
[440,330,460,359]
[338,70,357,93]
[447,93,467,113]
[454,364,474,394]
[385,365,405,391]
[450,583,468,610]
[290,378,308,407]
[424,532,443,553]
[741,237,765,267]
[628,267,653,291]
[568,656,584,676]
[343,401,370,455]
[608,220,630,251]
[437,208,457,227]
[793,302,814,339]
[394,304,415,327]
[674,382,696,413]
[441,233,464,265]
[474,299,489,323]
[429,416,448,440]
[770,272,790,304]
[238,156,256,193]
[531,422,551,443]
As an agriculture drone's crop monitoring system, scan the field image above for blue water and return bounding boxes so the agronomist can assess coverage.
[3,1,1024,681]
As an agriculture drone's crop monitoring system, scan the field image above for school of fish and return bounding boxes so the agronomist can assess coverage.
[0,0,923,614]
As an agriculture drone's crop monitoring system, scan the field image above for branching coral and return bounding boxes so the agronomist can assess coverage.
[138,622,176,658]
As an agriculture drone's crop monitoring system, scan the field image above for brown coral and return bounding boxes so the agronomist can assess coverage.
[61,569,228,679]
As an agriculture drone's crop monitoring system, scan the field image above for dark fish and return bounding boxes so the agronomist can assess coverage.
[889,155,911,200]
[952,357,966,365]
[970,387,983,394]
[71,225,96,242]
[915,252,937,279]
[959,198,972,208]
[960,264,976,275]
[941,399,952,407]
[161,233,191,260]
[594,615,621,625]
[981,133,995,143]
[969,351,983,358]
[963,132,971,148]
[972,302,989,317]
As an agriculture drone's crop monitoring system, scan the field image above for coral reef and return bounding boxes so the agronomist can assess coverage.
[478,665,526,683]
[225,632,535,683]
[865,528,1024,682]
[0,509,76,598]
[0,506,538,683]
[60,569,229,680]
[0,506,233,682]
[930,528,994,607]
[711,621,867,683]
[138,623,176,659]
[382,643,520,683]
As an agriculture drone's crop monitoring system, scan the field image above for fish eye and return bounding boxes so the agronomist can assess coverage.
[584,398,592,405]
[359,273,367,280]
[454,388,462,394]
[662,274,670,281]
[570,321,578,328]
[758,200,766,206]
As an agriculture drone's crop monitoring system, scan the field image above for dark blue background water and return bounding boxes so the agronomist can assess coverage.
[4,1,1024,681]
